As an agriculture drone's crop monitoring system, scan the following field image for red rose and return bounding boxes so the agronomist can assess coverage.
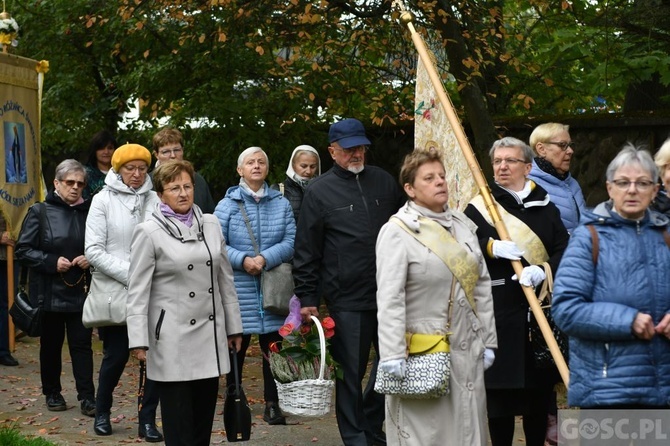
[278,323,295,337]
[300,324,312,335]
[321,317,335,330]
[324,328,335,339]
[269,341,280,353]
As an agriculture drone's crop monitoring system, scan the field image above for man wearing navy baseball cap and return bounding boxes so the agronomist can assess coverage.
[293,118,404,445]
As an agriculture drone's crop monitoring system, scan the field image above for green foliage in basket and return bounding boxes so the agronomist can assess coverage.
[268,317,342,384]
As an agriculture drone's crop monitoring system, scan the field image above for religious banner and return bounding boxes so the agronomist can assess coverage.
[0,52,47,238]
[414,56,478,211]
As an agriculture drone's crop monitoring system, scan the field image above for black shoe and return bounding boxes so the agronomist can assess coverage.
[0,354,18,366]
[93,412,112,436]
[46,393,67,411]
[263,402,286,425]
[80,399,96,417]
[138,423,164,443]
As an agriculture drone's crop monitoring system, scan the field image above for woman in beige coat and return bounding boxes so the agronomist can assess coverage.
[127,160,243,446]
[375,149,497,446]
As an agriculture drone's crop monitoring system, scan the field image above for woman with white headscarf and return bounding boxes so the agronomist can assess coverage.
[271,145,321,223]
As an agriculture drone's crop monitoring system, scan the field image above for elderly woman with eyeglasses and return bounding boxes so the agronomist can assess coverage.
[84,144,163,441]
[127,160,243,446]
[464,137,569,446]
[553,144,670,411]
[528,123,586,234]
[16,160,95,416]
[652,137,670,218]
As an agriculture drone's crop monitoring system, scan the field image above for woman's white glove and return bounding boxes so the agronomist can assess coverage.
[512,265,546,287]
[483,348,496,370]
[491,240,524,260]
[379,358,406,379]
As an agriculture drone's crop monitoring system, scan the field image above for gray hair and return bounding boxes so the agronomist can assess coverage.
[237,146,269,168]
[489,137,534,163]
[606,143,658,183]
[55,159,87,182]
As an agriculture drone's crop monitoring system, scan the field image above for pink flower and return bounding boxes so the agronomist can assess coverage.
[321,317,335,330]
[324,329,335,339]
[269,341,280,353]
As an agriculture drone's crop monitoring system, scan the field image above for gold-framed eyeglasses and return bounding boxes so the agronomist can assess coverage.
[165,183,194,195]
[610,179,655,191]
[546,141,576,151]
[492,158,528,167]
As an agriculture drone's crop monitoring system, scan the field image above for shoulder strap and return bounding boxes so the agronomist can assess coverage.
[236,201,260,255]
[586,225,599,265]
[279,183,285,197]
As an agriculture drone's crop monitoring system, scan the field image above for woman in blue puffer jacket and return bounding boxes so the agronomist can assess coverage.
[214,146,295,426]
[553,144,670,409]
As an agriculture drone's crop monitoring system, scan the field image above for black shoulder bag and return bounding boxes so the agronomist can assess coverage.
[223,348,252,442]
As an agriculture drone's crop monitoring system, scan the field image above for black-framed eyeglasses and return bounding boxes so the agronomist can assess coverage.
[610,179,655,191]
[59,179,85,188]
[546,141,576,151]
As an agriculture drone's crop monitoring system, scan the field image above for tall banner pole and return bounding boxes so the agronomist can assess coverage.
[393,2,569,386]
[7,243,14,350]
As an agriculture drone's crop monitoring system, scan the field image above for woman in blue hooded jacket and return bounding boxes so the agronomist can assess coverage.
[214,146,295,425]
[553,144,670,409]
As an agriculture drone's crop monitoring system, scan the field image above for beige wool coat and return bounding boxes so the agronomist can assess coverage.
[376,202,497,446]
[127,206,243,382]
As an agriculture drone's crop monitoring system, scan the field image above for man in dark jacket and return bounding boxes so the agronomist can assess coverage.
[293,118,404,446]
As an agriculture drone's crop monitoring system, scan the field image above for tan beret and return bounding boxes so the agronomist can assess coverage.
[111,143,152,172]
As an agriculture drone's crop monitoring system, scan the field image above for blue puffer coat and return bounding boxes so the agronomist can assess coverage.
[528,160,586,233]
[214,184,296,334]
[552,201,670,407]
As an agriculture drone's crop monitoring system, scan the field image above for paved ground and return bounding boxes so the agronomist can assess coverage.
[0,334,530,445]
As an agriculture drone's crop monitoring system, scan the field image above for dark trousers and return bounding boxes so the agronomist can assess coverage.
[40,310,95,400]
[330,310,385,446]
[95,325,159,423]
[488,388,550,446]
[157,377,219,446]
[226,331,282,402]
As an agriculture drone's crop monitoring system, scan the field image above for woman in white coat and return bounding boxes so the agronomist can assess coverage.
[84,143,163,440]
[127,160,243,446]
[375,149,497,445]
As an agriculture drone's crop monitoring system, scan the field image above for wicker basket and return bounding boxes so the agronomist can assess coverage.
[275,316,335,417]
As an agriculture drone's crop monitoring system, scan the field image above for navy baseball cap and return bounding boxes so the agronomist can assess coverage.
[328,119,371,149]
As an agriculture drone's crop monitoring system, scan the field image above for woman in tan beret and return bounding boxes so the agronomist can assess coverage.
[84,144,164,441]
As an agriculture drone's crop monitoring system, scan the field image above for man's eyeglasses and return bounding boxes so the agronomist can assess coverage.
[492,158,528,167]
[59,179,85,188]
[546,141,576,151]
[610,179,655,191]
[331,145,368,154]
[159,147,183,157]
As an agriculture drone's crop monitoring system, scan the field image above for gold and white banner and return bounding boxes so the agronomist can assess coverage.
[0,53,47,238]
[414,56,477,211]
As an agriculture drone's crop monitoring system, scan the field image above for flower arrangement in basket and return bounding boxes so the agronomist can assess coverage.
[267,298,340,417]
[0,6,19,51]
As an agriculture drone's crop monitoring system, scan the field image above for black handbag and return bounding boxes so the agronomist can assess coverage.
[9,267,43,337]
[528,262,568,369]
[223,348,252,442]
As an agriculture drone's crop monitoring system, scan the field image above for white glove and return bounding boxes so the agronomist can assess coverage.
[512,265,547,287]
[379,358,406,379]
[491,240,524,260]
[483,348,496,370]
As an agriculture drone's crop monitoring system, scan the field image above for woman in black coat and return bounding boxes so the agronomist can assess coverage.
[16,159,95,417]
[271,144,320,223]
[464,137,569,446]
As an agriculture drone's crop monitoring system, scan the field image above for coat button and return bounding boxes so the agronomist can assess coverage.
[188,264,194,270]
[190,319,196,325]
[458,298,466,306]
[189,292,195,298]
[209,288,213,294]
[472,321,479,330]
[467,382,474,390]
[460,341,467,350]
[208,315,214,321]
[206,260,212,266]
